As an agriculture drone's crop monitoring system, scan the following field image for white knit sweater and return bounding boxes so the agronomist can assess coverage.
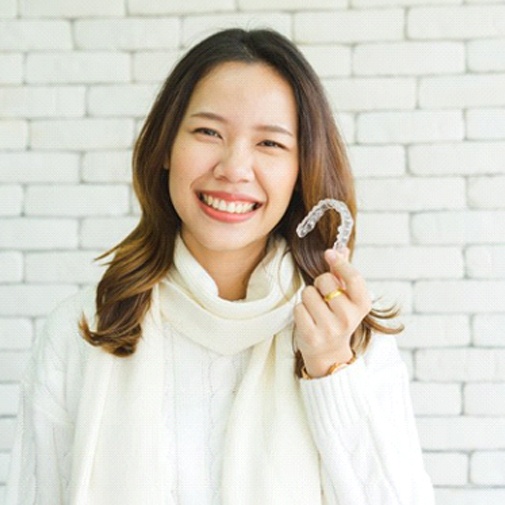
[6,240,435,505]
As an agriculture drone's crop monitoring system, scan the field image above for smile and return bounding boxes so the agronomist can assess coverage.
[199,193,260,214]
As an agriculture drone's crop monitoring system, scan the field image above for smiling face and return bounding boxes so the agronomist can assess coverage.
[168,61,299,264]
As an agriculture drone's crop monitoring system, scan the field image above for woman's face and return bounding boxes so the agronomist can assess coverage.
[169,61,299,261]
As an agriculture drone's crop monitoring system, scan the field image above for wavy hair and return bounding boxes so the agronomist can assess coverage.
[79,28,402,376]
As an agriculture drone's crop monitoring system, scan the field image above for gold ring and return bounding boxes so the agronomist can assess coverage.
[323,288,345,303]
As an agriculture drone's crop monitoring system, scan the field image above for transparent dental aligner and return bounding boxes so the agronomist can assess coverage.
[296,198,354,250]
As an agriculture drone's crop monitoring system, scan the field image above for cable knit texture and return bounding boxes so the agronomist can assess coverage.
[5,237,434,505]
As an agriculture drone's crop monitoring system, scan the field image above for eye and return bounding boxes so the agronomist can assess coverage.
[259,139,285,149]
[194,127,221,138]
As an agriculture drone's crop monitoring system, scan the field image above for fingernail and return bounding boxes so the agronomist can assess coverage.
[334,247,349,261]
[326,249,340,263]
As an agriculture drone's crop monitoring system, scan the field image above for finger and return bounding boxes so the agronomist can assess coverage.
[294,301,316,336]
[324,249,370,308]
[314,272,347,306]
[300,285,335,325]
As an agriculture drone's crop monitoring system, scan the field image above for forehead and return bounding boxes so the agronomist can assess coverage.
[185,61,298,128]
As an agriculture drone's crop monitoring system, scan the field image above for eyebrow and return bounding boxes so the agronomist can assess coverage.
[190,111,294,137]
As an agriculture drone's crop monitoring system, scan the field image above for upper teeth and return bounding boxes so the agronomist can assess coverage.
[201,194,256,214]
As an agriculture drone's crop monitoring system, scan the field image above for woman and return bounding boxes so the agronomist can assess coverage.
[6,29,435,504]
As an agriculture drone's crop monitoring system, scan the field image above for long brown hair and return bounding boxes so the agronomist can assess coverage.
[79,28,401,374]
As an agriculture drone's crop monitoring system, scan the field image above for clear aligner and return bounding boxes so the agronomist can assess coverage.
[296,198,354,250]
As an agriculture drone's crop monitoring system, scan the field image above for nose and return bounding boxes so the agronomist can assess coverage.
[213,143,254,183]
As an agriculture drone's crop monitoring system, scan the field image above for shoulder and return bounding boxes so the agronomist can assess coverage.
[30,286,97,370]
[44,285,97,330]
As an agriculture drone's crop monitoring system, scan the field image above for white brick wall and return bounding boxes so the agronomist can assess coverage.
[1,1,504,503]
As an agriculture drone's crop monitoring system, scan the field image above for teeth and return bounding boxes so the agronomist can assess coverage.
[201,194,256,214]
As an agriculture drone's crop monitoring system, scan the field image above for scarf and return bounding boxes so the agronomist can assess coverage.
[69,237,322,504]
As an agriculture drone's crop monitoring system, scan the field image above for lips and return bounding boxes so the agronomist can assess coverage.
[198,192,261,215]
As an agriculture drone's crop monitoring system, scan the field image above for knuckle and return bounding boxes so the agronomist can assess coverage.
[314,272,334,289]
[346,271,363,287]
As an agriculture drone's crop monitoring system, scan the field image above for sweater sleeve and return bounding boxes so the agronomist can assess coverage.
[4,296,83,505]
[299,334,435,505]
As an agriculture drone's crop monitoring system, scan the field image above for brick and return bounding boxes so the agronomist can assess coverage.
[0,54,22,84]
[420,75,505,108]
[25,185,130,217]
[240,0,344,8]
[465,384,505,416]
[354,246,464,280]
[355,212,409,245]
[75,18,179,50]
[349,146,406,178]
[468,176,505,209]
[467,109,505,140]
[0,451,11,483]
[0,121,27,150]
[354,0,459,4]
[408,6,505,39]
[435,488,505,504]
[26,53,130,84]
[0,20,72,50]
[0,285,78,317]
[87,85,158,117]
[26,251,105,284]
[0,219,78,250]
[0,352,30,382]
[0,152,79,183]
[0,252,22,283]
[410,382,462,416]
[471,451,505,484]
[409,142,505,176]
[468,40,505,71]
[423,452,468,486]
[335,113,354,143]
[415,281,505,314]
[131,192,141,216]
[0,319,32,350]
[357,111,464,144]
[412,211,505,245]
[0,86,85,118]
[80,217,140,249]
[0,185,22,216]
[82,151,132,183]
[356,177,465,211]
[299,45,351,78]
[418,416,505,450]
[473,315,505,347]
[129,0,234,15]
[20,0,125,17]
[0,420,16,457]
[294,9,404,44]
[0,0,16,17]
[398,315,471,349]
[367,281,413,314]
[132,50,181,83]
[0,384,20,416]
[30,119,134,150]
[353,42,464,76]
[325,78,416,111]
[182,14,291,46]
[416,348,505,381]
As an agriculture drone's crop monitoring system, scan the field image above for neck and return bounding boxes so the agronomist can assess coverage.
[180,236,269,301]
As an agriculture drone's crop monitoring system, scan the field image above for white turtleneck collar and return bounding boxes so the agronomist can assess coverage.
[159,235,304,355]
